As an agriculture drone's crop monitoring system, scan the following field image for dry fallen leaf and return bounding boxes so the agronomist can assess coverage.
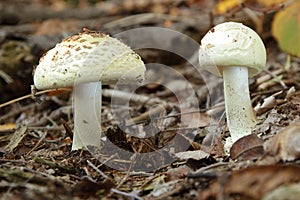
[256,0,290,7]
[0,123,16,131]
[263,183,300,200]
[175,150,210,160]
[254,96,277,115]
[166,166,190,181]
[201,127,226,157]
[230,134,264,161]
[72,177,115,198]
[264,121,300,161]
[214,0,289,15]
[181,108,210,128]
[2,126,28,153]
[200,165,300,200]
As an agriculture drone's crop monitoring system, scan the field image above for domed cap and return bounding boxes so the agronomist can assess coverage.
[199,22,266,77]
[34,29,146,90]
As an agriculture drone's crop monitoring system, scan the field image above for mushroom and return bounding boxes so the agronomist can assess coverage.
[33,29,146,150]
[198,22,266,147]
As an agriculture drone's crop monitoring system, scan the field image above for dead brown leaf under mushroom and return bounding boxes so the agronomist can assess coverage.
[199,165,300,200]
[263,121,300,162]
[230,134,264,161]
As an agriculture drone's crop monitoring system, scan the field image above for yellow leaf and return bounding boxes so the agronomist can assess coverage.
[256,0,290,7]
[272,1,300,57]
[0,123,16,131]
[214,0,290,14]
[214,0,244,14]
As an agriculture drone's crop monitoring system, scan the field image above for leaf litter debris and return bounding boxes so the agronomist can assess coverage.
[0,0,300,199]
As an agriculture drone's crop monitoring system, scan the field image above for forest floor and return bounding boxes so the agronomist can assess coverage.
[0,0,300,199]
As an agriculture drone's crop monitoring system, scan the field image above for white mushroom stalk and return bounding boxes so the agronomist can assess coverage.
[33,29,146,150]
[223,66,256,142]
[199,22,266,148]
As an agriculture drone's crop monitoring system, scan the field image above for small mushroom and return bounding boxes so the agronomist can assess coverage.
[199,22,266,148]
[33,29,146,150]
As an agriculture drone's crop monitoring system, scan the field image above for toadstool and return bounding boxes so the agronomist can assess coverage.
[198,22,266,148]
[33,29,146,150]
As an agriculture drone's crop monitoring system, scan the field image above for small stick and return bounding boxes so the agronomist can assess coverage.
[86,160,109,179]
[256,68,285,85]
[0,88,71,109]
[102,89,165,105]
[263,69,287,89]
[111,189,142,200]
[26,132,47,156]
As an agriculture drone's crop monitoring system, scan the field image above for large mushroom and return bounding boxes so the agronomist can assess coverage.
[33,29,146,150]
[199,22,266,148]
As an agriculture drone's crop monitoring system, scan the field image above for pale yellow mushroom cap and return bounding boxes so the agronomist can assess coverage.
[199,22,266,77]
[34,30,146,89]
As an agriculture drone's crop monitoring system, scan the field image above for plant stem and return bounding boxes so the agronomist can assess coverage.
[72,82,102,150]
[223,66,257,143]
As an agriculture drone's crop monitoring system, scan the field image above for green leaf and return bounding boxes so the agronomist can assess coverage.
[272,1,300,57]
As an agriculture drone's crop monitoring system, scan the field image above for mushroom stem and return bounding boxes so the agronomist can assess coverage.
[223,66,257,143]
[72,82,102,150]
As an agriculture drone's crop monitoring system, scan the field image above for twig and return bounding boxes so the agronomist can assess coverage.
[263,69,287,89]
[111,188,142,200]
[0,158,27,164]
[256,68,285,85]
[0,70,13,83]
[126,104,169,125]
[33,156,75,173]
[27,126,65,131]
[102,88,166,105]
[0,104,35,122]
[116,154,135,189]
[189,162,231,177]
[86,160,109,179]
[251,88,286,97]
[26,132,47,156]
[28,106,71,127]
[0,88,70,109]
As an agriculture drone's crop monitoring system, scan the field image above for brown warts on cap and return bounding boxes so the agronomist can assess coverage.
[63,35,80,43]
[82,45,92,49]
[133,53,141,60]
[206,43,214,48]
[39,54,45,62]
[210,28,215,33]
[63,50,71,57]
[82,28,95,34]
[90,41,100,45]
[51,51,59,62]
[62,29,107,44]
[81,28,107,38]
[33,28,146,91]
[79,39,86,43]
